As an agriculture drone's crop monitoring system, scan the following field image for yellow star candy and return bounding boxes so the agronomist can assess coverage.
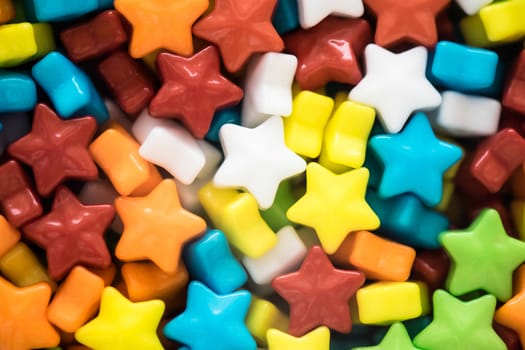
[287,162,380,254]
[75,287,165,350]
[267,326,330,350]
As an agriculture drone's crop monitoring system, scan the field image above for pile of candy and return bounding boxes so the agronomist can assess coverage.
[2,0,525,349]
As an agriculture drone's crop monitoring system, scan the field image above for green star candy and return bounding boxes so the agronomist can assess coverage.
[413,290,505,350]
[353,322,420,350]
[439,208,525,301]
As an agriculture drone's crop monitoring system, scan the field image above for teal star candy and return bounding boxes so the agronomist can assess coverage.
[369,112,462,207]
[163,281,256,350]
[440,208,525,301]
[413,290,505,350]
[352,322,420,350]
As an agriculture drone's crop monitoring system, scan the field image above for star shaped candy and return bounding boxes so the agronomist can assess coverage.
[353,323,419,350]
[115,179,206,273]
[193,0,284,72]
[286,163,379,254]
[8,103,98,196]
[272,246,365,336]
[114,0,209,58]
[164,281,256,350]
[267,326,330,350]
[349,44,442,133]
[369,112,462,207]
[284,17,371,91]
[439,208,525,301]
[297,0,364,29]
[75,287,165,350]
[495,288,525,345]
[413,290,506,350]
[213,116,307,209]
[364,0,450,48]
[23,186,114,280]
[149,46,244,139]
[0,278,60,350]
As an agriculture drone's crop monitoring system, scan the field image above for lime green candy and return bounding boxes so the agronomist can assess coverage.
[0,22,55,67]
[260,180,297,231]
[414,290,505,350]
[440,208,525,301]
[352,322,420,350]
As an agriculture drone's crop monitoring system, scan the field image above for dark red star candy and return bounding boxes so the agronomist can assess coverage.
[411,249,450,292]
[364,0,450,49]
[0,160,43,227]
[149,46,244,139]
[470,128,525,193]
[503,49,525,115]
[193,0,284,73]
[284,17,371,91]
[22,186,115,281]
[272,245,365,336]
[98,50,157,116]
[8,104,98,197]
[60,10,128,62]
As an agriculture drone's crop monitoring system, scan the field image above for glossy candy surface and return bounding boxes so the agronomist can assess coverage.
[193,0,284,73]
[8,104,98,196]
[114,0,208,58]
[285,17,370,90]
[2,1,525,350]
[149,46,243,139]
[23,186,114,280]
[60,10,127,62]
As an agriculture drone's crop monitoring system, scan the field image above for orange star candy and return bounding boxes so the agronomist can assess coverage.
[114,0,209,58]
[0,277,60,350]
[115,179,206,273]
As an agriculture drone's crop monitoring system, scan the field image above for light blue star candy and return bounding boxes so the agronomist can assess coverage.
[164,281,256,350]
[369,112,462,207]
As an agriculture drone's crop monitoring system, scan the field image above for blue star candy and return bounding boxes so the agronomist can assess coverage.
[164,281,256,350]
[369,112,462,207]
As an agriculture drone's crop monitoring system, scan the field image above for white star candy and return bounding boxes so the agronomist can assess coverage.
[297,0,364,29]
[241,52,298,128]
[431,90,501,137]
[349,44,442,133]
[213,116,307,210]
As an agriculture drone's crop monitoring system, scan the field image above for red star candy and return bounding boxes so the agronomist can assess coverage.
[284,17,371,91]
[192,0,284,73]
[148,46,244,139]
[364,0,450,49]
[8,104,98,197]
[22,186,115,281]
[272,245,365,336]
